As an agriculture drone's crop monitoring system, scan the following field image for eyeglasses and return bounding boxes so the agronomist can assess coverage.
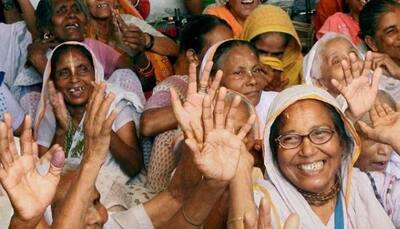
[275,127,335,149]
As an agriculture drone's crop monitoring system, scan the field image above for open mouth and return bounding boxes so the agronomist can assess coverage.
[96,3,109,8]
[65,23,80,30]
[241,0,254,4]
[68,86,85,97]
[297,160,325,174]
[372,161,388,171]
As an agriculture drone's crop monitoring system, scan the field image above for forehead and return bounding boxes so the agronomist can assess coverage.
[377,9,400,31]
[255,33,287,51]
[221,46,258,67]
[55,48,91,67]
[52,0,76,7]
[324,38,354,54]
[279,99,334,132]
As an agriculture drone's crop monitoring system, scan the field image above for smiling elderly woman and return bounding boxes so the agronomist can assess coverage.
[254,85,395,228]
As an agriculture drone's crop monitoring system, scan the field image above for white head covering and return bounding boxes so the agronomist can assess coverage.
[256,84,394,228]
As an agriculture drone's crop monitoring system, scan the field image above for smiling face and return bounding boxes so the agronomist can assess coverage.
[52,47,95,107]
[51,0,87,41]
[228,0,259,23]
[315,38,360,97]
[355,136,393,172]
[85,0,113,19]
[218,45,265,105]
[275,100,343,194]
[369,8,400,64]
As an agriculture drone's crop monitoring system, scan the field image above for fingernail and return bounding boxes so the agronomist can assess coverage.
[50,150,65,168]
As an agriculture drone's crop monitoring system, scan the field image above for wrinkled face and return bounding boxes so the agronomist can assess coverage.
[371,9,400,64]
[347,0,366,14]
[53,48,95,106]
[316,38,360,97]
[51,0,87,41]
[276,100,343,194]
[85,0,113,19]
[219,46,265,105]
[228,0,259,22]
[355,135,393,172]
[254,33,288,59]
[53,171,108,229]
[200,25,234,60]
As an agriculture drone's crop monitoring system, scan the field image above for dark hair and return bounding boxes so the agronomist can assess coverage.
[35,0,88,38]
[269,100,353,162]
[179,15,231,54]
[251,32,291,48]
[210,40,259,76]
[359,0,400,40]
[50,44,93,80]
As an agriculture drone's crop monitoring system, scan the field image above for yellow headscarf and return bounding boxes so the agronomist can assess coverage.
[240,5,303,87]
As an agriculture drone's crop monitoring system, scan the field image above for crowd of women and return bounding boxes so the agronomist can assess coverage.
[0,0,400,228]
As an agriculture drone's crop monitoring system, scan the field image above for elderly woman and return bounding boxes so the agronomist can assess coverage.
[34,42,145,210]
[240,5,303,89]
[359,0,400,101]
[255,84,395,228]
[204,0,260,37]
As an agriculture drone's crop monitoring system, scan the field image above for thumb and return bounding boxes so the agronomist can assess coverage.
[331,79,344,93]
[47,149,65,178]
[283,213,299,229]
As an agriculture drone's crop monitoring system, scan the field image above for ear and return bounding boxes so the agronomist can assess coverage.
[185,49,200,65]
[364,35,379,52]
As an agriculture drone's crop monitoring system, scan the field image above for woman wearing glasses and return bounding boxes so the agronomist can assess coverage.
[254,84,396,228]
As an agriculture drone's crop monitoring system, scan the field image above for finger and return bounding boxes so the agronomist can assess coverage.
[189,121,203,145]
[244,211,257,229]
[199,61,212,90]
[349,53,361,78]
[361,51,373,77]
[208,70,222,100]
[0,122,13,169]
[341,59,353,85]
[369,103,379,124]
[185,138,201,157]
[170,88,194,138]
[357,120,379,141]
[225,95,241,133]
[95,92,116,132]
[4,113,17,159]
[187,63,197,96]
[202,94,213,138]
[102,109,120,136]
[375,102,387,117]
[46,148,65,182]
[214,88,226,129]
[20,115,33,156]
[237,114,256,140]
[283,213,299,229]
[382,103,395,115]
[371,67,382,93]
[258,197,272,229]
[331,79,344,94]
[87,83,106,123]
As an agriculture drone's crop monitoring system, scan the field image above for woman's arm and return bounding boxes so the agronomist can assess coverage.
[145,33,179,57]
[109,121,143,177]
[140,106,178,136]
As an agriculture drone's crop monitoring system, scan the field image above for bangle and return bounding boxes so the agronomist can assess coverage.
[181,205,202,227]
[133,0,140,7]
[144,33,154,51]
[227,216,244,224]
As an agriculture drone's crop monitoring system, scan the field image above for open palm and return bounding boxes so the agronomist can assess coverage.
[0,114,64,221]
[332,52,382,120]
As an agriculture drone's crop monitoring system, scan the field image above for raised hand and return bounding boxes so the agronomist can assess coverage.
[182,88,256,181]
[48,80,68,131]
[0,113,64,224]
[82,82,119,165]
[357,103,400,150]
[244,198,299,229]
[171,61,222,142]
[332,51,382,121]
[371,52,400,80]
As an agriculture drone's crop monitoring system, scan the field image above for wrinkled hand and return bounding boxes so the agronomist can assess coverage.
[27,38,58,70]
[357,102,400,148]
[83,83,119,165]
[371,52,400,80]
[182,88,256,181]
[332,51,382,121]
[243,197,299,229]
[263,66,288,92]
[0,113,65,222]
[171,61,222,142]
[48,80,68,131]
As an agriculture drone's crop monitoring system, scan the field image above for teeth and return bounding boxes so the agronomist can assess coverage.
[96,3,108,8]
[241,0,254,3]
[65,24,78,29]
[68,86,85,94]
[298,161,324,172]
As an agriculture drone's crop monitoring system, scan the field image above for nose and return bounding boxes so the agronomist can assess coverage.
[70,74,79,83]
[67,9,77,19]
[299,137,318,157]
[377,143,392,157]
[246,71,257,86]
